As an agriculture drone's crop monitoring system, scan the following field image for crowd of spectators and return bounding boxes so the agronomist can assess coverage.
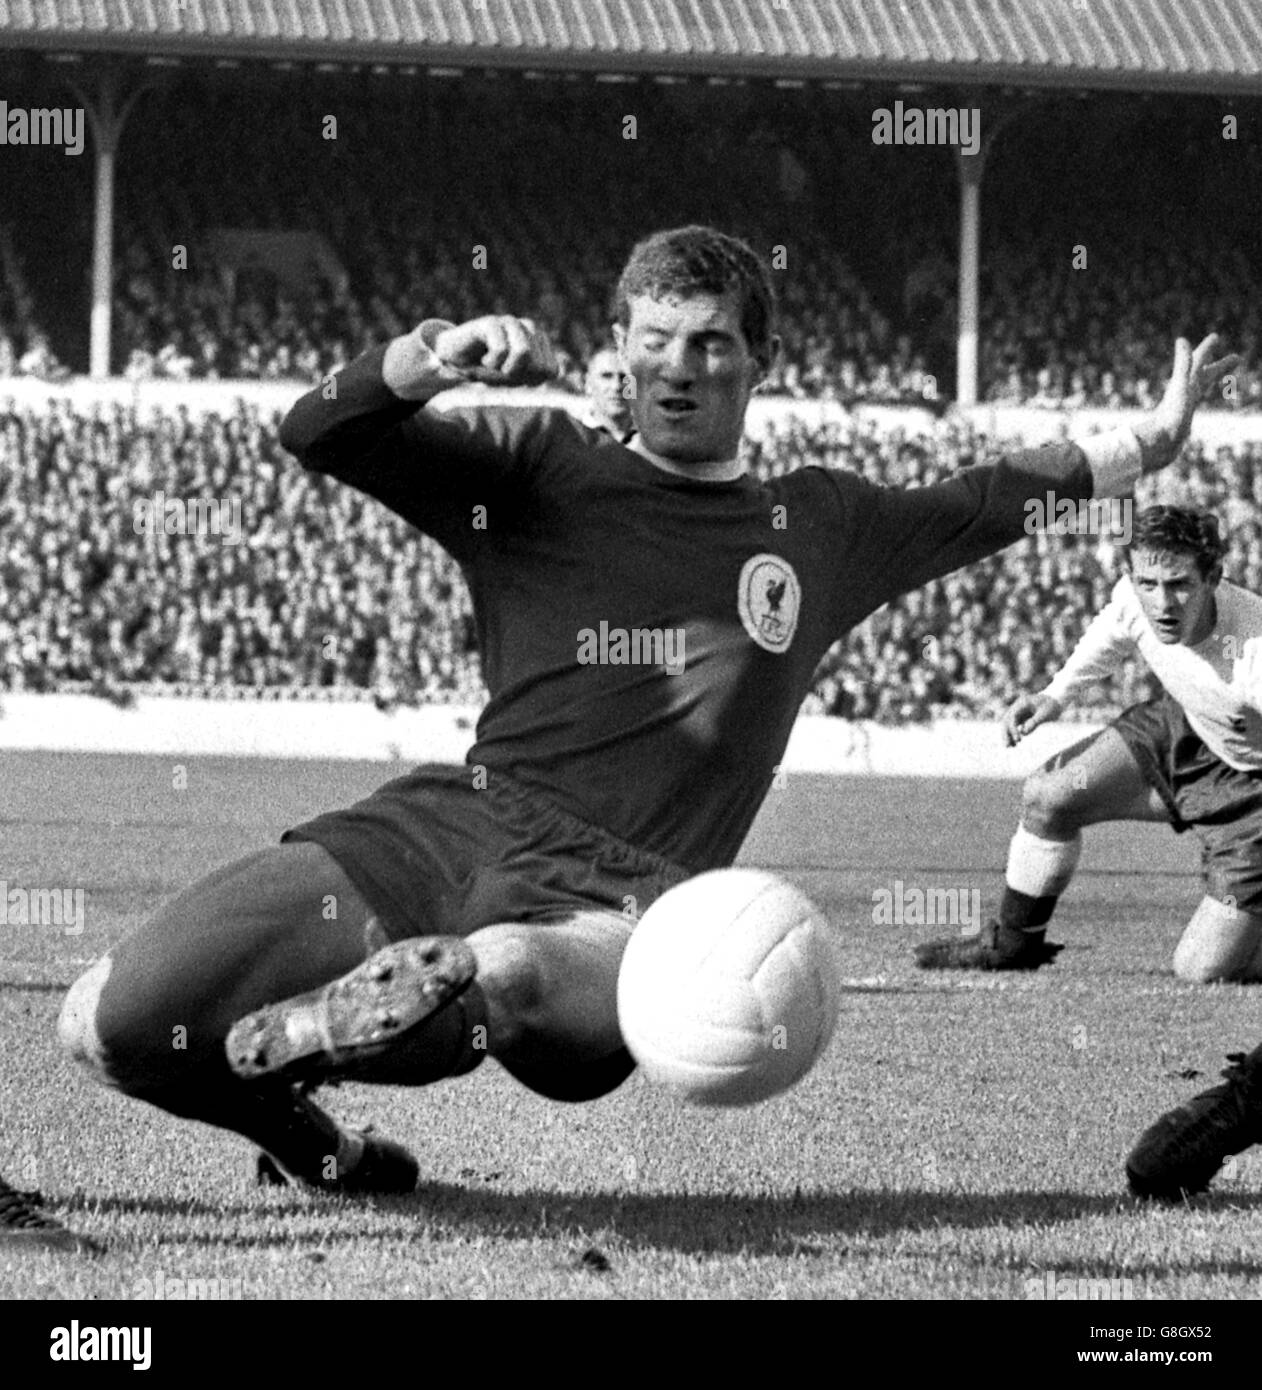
[0,226,70,383]
[4,76,1260,411]
[4,78,1262,721]
[5,390,1260,723]
[979,231,1262,411]
[0,395,483,704]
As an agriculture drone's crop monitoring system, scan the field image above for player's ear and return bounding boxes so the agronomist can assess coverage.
[612,322,628,368]
[753,334,782,389]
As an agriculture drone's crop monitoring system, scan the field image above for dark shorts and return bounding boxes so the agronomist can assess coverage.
[283,763,691,1100]
[1113,697,1262,914]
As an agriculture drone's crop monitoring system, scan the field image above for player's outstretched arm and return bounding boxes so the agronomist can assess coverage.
[827,334,1237,612]
[1006,591,1134,745]
[1132,335,1240,474]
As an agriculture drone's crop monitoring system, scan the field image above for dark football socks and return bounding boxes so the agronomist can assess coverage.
[1001,826,1082,939]
[135,1070,363,1184]
[998,886,1058,937]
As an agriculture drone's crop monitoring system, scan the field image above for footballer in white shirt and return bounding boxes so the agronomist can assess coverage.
[918,504,1262,983]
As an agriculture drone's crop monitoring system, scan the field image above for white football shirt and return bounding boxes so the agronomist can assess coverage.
[1043,575,1262,771]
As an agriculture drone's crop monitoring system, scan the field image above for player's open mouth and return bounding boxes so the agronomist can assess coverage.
[657,398,698,416]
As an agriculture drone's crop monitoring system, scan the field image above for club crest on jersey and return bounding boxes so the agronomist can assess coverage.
[738,554,801,654]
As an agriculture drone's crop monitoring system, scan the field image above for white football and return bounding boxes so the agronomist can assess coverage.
[617,868,843,1106]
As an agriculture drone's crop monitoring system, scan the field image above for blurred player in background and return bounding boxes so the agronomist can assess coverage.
[582,344,634,442]
[917,505,1262,982]
[57,226,1234,1195]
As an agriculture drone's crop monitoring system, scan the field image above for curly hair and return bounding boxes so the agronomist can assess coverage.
[1125,505,1226,579]
[613,225,776,368]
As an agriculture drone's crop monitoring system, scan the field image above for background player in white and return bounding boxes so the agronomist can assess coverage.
[917,505,1262,982]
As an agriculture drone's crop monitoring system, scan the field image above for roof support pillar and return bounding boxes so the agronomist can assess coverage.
[63,63,156,378]
[955,145,983,408]
[953,97,1024,407]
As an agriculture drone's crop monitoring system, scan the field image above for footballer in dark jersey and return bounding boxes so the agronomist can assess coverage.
[57,227,1234,1193]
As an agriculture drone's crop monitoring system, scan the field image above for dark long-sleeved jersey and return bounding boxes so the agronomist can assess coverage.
[282,346,1109,873]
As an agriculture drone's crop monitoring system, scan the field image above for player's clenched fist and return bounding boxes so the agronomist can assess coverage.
[1002,692,1063,747]
[384,315,558,399]
[434,316,558,385]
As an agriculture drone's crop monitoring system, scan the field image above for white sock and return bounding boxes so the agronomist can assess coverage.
[1006,825,1082,900]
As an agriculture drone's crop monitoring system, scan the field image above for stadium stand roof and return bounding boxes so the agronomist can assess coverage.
[2,0,1261,94]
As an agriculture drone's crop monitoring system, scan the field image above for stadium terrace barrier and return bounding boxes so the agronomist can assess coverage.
[5,372,1262,443]
[0,693,1099,778]
[0,373,929,433]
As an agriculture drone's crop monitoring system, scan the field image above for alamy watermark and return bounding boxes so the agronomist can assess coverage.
[1024,494,1133,543]
[872,880,981,929]
[577,621,686,675]
[132,1268,258,1300]
[1025,1271,1139,1301]
[871,102,981,157]
[0,101,84,156]
[49,1324,150,1370]
[0,880,83,935]
[133,491,244,546]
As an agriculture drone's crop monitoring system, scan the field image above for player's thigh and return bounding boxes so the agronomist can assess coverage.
[63,842,380,1080]
[1025,727,1169,829]
[468,910,634,1075]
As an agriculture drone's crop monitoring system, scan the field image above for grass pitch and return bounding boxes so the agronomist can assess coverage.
[2,749,1260,1300]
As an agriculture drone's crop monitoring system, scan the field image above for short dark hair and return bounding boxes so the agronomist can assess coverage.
[613,226,776,369]
[1125,505,1225,579]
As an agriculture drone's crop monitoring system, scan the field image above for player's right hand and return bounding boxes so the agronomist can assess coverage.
[1003,693,1063,747]
[384,316,559,399]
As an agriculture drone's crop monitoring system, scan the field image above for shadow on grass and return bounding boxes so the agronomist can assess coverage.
[1028,1253,1262,1281]
[403,1184,1262,1257]
[61,1184,1262,1259]
[70,1192,325,1222]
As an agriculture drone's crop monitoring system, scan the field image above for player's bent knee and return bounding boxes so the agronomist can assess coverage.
[1172,938,1252,984]
[1172,899,1262,984]
[1021,770,1079,834]
[1172,946,1240,985]
[470,928,548,1034]
[60,952,188,1093]
[468,915,629,1061]
[58,954,116,1085]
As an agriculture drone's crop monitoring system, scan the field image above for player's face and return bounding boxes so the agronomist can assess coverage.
[1129,548,1219,645]
[615,292,765,463]
[585,349,632,432]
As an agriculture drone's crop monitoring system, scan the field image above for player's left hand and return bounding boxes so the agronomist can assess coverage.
[1133,335,1241,474]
